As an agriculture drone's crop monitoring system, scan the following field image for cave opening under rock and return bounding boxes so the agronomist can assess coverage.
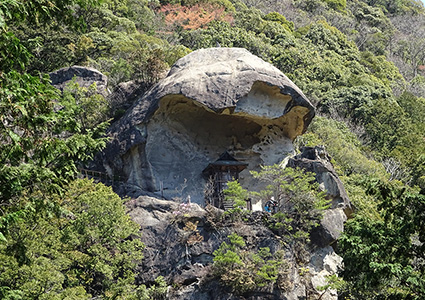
[142,90,299,204]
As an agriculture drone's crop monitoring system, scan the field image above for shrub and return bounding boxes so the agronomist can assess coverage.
[222,180,249,221]
[213,233,288,294]
[0,179,144,299]
[251,165,330,239]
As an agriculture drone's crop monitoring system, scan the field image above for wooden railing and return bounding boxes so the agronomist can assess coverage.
[78,168,124,186]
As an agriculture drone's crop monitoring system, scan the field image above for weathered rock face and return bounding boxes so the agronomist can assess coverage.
[109,80,153,119]
[49,65,109,96]
[103,48,315,203]
[288,146,352,247]
[128,196,342,300]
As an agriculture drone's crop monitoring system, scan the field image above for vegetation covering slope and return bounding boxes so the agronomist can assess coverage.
[1,0,425,298]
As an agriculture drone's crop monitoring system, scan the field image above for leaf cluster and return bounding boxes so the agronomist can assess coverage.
[0,72,108,237]
[0,179,145,299]
[222,180,249,221]
[251,165,330,238]
[212,233,288,294]
[339,179,425,298]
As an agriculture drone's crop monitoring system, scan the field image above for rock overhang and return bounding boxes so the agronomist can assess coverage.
[116,47,314,134]
[104,47,316,202]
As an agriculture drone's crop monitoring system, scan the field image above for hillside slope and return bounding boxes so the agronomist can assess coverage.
[1,0,425,298]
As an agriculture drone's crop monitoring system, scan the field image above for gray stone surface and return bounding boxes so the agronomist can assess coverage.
[288,146,352,247]
[309,246,343,300]
[102,48,315,203]
[49,65,109,96]
[109,80,153,118]
[311,208,347,248]
[288,146,352,215]
[129,195,340,300]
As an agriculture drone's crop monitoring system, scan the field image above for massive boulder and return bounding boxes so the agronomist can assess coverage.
[288,146,351,213]
[102,48,315,203]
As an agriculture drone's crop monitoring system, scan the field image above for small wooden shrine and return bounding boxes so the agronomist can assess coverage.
[202,151,248,209]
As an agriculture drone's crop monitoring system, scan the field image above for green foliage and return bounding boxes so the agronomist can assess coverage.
[84,30,189,86]
[135,276,168,300]
[361,96,425,185]
[223,180,248,219]
[360,51,404,86]
[245,164,330,264]
[1,0,108,242]
[263,12,294,32]
[268,211,294,235]
[251,165,329,238]
[62,79,110,131]
[296,0,346,12]
[316,274,347,293]
[340,179,425,299]
[0,179,144,299]
[0,0,102,29]
[323,0,346,11]
[300,117,387,178]
[0,31,31,72]
[361,0,423,14]
[0,71,108,202]
[0,70,108,240]
[213,233,288,294]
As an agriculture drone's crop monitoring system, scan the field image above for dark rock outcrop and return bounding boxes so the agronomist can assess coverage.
[128,196,341,300]
[288,146,352,247]
[109,80,154,120]
[101,48,315,203]
[49,65,109,96]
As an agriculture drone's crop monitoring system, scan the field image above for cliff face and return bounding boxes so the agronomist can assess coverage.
[128,196,342,300]
[123,145,352,300]
[50,50,351,299]
[100,48,315,203]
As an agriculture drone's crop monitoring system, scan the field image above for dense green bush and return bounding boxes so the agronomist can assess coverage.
[0,179,145,299]
[339,179,425,298]
[213,233,288,294]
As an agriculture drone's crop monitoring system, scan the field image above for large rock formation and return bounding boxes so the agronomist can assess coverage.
[102,48,315,203]
[49,65,109,96]
[288,146,353,247]
[128,196,342,300]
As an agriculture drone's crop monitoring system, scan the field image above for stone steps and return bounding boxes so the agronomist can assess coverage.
[223,200,234,211]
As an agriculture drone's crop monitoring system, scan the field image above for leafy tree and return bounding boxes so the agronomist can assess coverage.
[352,4,394,54]
[360,0,423,14]
[222,180,249,221]
[0,0,109,240]
[263,12,294,32]
[213,233,288,294]
[251,166,329,237]
[62,79,110,131]
[0,179,144,299]
[223,180,248,208]
[249,166,330,261]
[0,0,101,30]
[0,71,108,237]
[339,179,425,299]
[323,0,347,11]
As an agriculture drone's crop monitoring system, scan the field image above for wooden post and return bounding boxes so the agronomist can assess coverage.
[246,198,252,211]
